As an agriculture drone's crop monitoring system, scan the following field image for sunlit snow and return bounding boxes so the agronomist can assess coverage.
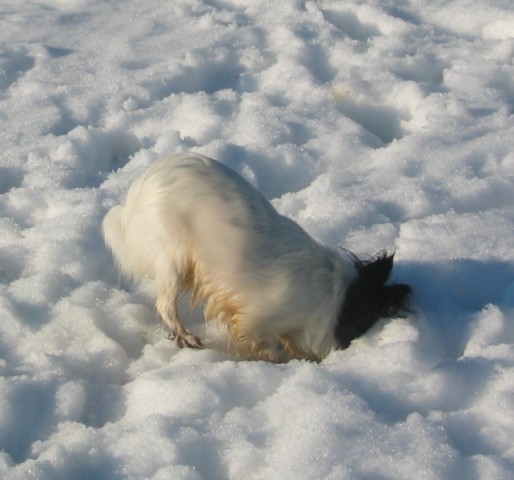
[1,1,514,479]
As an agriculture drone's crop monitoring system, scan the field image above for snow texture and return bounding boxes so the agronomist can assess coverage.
[1,0,514,479]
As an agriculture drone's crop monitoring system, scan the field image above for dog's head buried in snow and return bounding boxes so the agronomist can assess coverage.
[102,152,411,362]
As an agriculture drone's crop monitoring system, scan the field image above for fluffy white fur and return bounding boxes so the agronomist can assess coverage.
[102,152,358,361]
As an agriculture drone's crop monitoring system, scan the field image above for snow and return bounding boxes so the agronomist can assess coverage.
[1,0,514,478]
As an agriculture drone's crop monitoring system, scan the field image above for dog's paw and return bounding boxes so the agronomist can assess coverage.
[170,332,204,349]
[254,336,288,363]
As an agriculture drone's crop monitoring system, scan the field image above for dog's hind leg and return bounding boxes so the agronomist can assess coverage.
[155,278,203,349]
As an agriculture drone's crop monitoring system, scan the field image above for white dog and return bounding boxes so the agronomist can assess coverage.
[102,152,410,362]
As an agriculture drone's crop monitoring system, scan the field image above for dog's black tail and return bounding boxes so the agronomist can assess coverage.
[335,251,411,349]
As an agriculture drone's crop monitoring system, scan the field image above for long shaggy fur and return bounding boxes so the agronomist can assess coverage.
[102,152,411,362]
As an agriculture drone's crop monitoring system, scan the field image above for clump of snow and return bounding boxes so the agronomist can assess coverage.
[1,0,514,478]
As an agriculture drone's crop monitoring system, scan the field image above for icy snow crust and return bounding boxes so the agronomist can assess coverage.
[1,0,514,478]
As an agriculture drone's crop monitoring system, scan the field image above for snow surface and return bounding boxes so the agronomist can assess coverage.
[1,0,514,478]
